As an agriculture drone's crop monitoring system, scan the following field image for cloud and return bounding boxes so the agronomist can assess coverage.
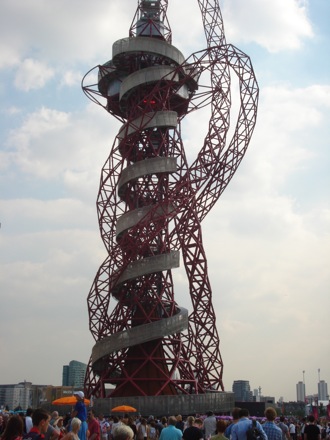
[223,0,314,52]
[0,0,135,69]
[4,104,118,190]
[59,70,84,88]
[14,58,54,91]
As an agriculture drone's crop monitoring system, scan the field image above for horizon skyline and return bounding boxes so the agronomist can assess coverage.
[4,368,329,403]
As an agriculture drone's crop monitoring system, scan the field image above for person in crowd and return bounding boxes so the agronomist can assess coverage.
[71,391,87,440]
[137,419,149,440]
[211,420,227,440]
[195,420,203,432]
[0,414,5,436]
[44,412,61,440]
[160,420,167,432]
[289,422,296,440]
[122,417,129,428]
[148,421,157,440]
[126,418,136,440]
[325,423,330,440]
[304,416,320,440]
[112,425,134,440]
[62,416,71,435]
[159,417,182,440]
[182,416,203,440]
[203,412,217,439]
[225,408,241,439]
[278,417,290,440]
[111,417,122,439]
[44,416,60,440]
[262,408,282,440]
[53,418,66,439]
[175,416,184,434]
[50,415,59,428]
[154,419,164,438]
[25,410,34,435]
[23,408,50,440]
[88,410,100,440]
[0,415,24,440]
[62,418,81,440]
[1,415,9,436]
[300,418,309,440]
[231,408,267,440]
[99,415,110,440]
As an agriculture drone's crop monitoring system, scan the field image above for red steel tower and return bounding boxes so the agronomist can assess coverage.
[82,0,258,398]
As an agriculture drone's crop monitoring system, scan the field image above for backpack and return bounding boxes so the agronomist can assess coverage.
[246,420,263,440]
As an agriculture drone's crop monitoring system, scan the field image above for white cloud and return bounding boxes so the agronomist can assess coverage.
[0,43,20,69]
[59,70,83,88]
[14,58,54,91]
[223,0,314,52]
[2,106,22,115]
[0,0,135,68]
[4,105,118,187]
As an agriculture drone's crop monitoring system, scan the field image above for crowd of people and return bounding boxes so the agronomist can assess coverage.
[1,396,330,440]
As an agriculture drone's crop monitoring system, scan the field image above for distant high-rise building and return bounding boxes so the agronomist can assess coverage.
[62,365,69,387]
[318,380,328,401]
[62,360,87,388]
[0,381,47,410]
[233,380,253,402]
[296,381,306,402]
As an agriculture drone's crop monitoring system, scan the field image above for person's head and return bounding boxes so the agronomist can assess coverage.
[140,418,147,426]
[176,415,182,422]
[26,408,34,417]
[187,416,195,427]
[238,408,249,419]
[88,409,96,420]
[74,391,84,401]
[161,417,167,425]
[51,412,59,420]
[168,416,177,426]
[1,415,24,440]
[53,417,63,427]
[307,416,315,423]
[194,418,203,429]
[71,418,81,433]
[32,409,50,434]
[280,416,285,422]
[232,408,241,421]
[216,420,227,434]
[113,425,134,440]
[264,408,277,422]
[206,411,214,417]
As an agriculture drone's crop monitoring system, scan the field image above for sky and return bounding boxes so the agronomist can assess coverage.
[0,0,329,404]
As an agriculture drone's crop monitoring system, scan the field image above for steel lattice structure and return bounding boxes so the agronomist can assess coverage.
[82,0,258,398]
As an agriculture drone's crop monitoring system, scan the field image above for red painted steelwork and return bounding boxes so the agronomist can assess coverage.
[82,0,258,398]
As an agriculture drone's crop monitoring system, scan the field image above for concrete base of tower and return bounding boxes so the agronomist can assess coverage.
[92,391,235,416]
